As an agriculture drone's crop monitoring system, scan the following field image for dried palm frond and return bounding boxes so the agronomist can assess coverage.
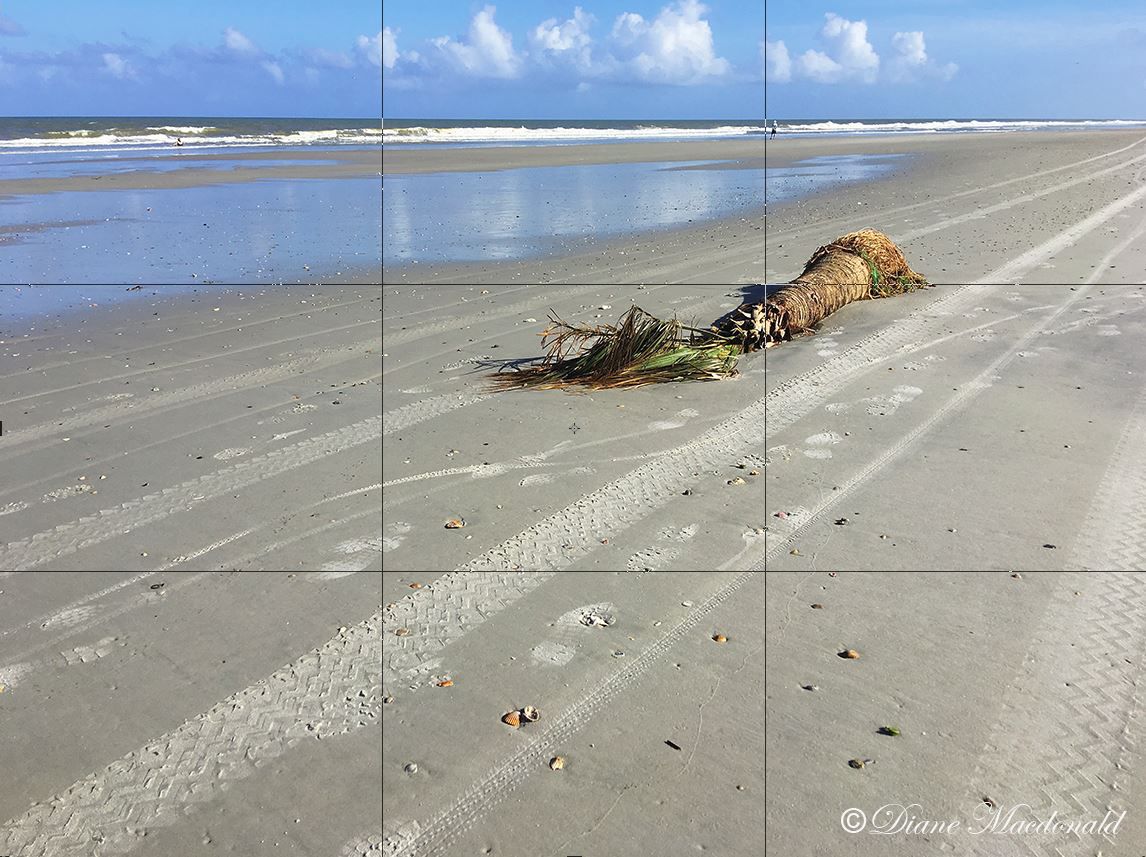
[496,229,927,389]
[493,306,742,390]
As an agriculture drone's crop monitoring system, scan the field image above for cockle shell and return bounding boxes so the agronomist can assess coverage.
[502,710,521,728]
[712,634,728,643]
[522,705,540,722]
[840,649,860,659]
[549,756,565,771]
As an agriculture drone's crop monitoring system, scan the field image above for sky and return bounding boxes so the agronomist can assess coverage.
[381,1,764,119]
[0,0,382,117]
[766,0,1146,119]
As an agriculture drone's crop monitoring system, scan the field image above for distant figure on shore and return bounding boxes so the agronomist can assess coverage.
[770,124,777,140]
[176,137,184,147]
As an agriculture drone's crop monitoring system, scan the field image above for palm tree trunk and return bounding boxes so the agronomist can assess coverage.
[718,229,927,350]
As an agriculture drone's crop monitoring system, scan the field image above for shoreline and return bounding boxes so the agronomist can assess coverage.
[382,138,763,175]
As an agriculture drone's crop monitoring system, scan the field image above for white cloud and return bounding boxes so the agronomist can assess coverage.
[532,6,593,65]
[609,0,730,84]
[359,30,383,67]
[889,30,957,81]
[308,47,353,69]
[765,39,791,83]
[262,60,284,84]
[381,27,397,69]
[432,5,520,79]
[797,13,878,83]
[101,52,135,79]
[224,27,259,56]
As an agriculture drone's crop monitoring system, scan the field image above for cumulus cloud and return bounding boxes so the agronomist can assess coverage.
[770,13,955,85]
[381,27,397,69]
[431,5,520,79]
[531,6,594,68]
[796,13,878,83]
[358,30,383,67]
[101,52,136,79]
[609,0,730,83]
[224,26,259,57]
[765,40,791,83]
[262,60,284,84]
[888,30,957,81]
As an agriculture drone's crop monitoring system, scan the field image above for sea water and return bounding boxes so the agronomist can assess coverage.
[383,159,764,266]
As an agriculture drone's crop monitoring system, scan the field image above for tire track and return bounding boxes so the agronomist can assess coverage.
[382,572,558,692]
[0,416,382,570]
[765,134,1146,250]
[1069,380,1146,571]
[385,571,757,857]
[952,573,1146,856]
[0,320,378,408]
[0,340,377,454]
[757,285,1095,567]
[0,608,382,857]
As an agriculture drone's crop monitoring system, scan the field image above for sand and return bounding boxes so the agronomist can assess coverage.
[764,129,1146,571]
[0,285,382,571]
[384,128,1146,571]
[765,571,1146,854]
[0,147,382,196]
[0,571,382,854]
[383,139,765,285]
[383,570,762,856]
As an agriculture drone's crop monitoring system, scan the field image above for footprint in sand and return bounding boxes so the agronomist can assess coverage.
[625,524,698,571]
[531,602,619,666]
[803,432,844,459]
[862,385,923,417]
[382,522,412,553]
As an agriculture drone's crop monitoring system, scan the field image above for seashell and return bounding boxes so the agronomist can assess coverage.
[394,628,411,637]
[437,680,453,688]
[404,762,418,774]
[549,756,565,771]
[409,582,423,589]
[502,710,521,728]
[712,634,728,643]
[839,649,860,659]
[848,758,866,769]
[383,696,396,704]
[522,705,540,722]
[445,518,465,529]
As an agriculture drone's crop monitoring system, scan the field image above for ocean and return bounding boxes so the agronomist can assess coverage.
[0,116,382,153]
[382,118,765,146]
[764,118,1146,136]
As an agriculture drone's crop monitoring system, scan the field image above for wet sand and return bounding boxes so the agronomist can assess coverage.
[0,285,382,570]
[0,147,382,196]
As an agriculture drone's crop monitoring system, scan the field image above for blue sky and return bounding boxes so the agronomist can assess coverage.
[382,1,764,118]
[0,1,382,117]
[766,1,1146,119]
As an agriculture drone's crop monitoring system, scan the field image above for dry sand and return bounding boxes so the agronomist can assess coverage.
[765,129,1146,571]
[382,139,765,285]
[765,571,1146,855]
[0,571,382,855]
[383,570,762,856]
[0,285,382,570]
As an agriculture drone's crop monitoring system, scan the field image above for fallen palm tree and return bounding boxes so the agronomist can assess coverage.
[494,229,928,390]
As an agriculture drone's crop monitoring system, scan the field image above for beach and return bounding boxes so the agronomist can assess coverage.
[0,572,382,855]
[0,285,382,571]
[382,139,764,284]
[383,570,762,855]
[765,571,1146,854]
[384,127,1146,571]
[764,128,1146,571]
